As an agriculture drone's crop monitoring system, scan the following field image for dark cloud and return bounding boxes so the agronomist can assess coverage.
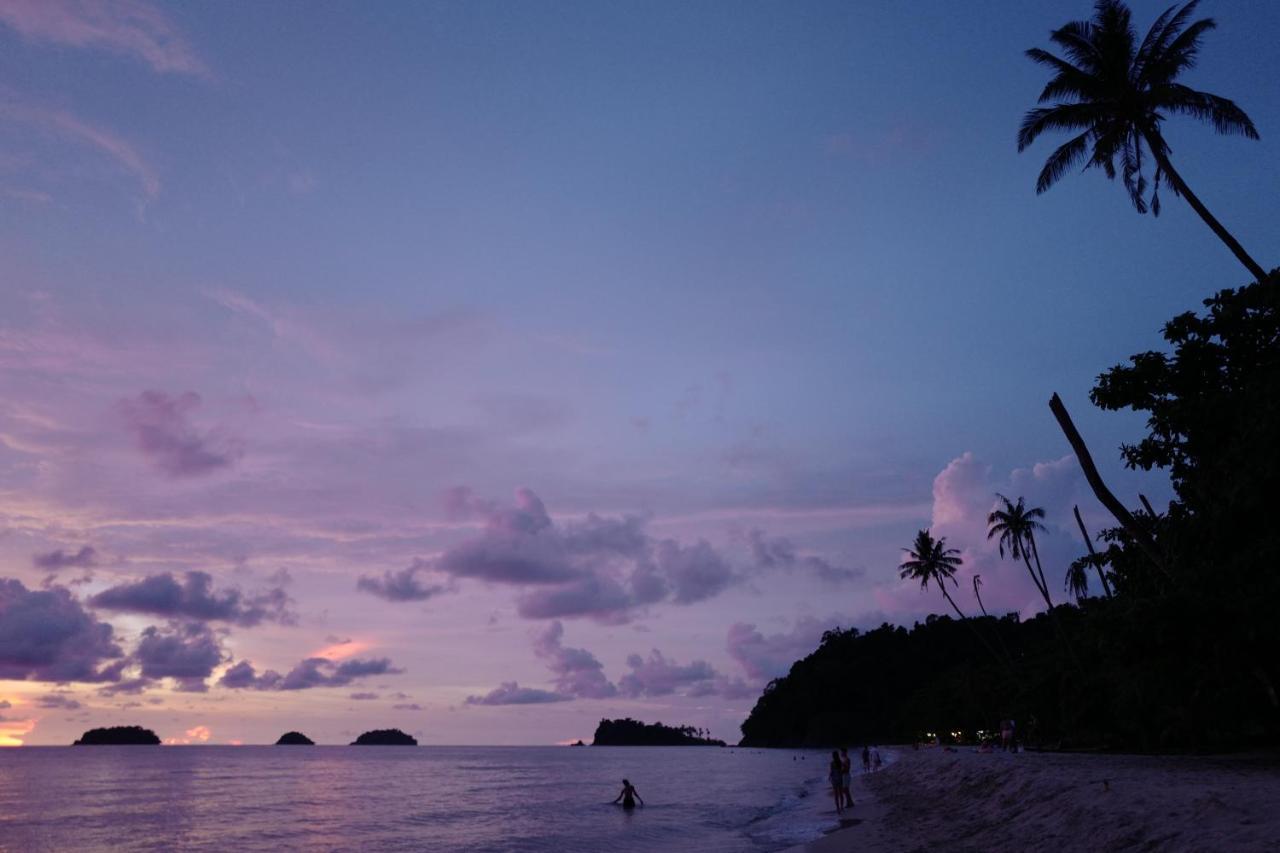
[91,571,295,627]
[746,529,863,584]
[357,558,448,602]
[349,691,379,700]
[33,546,98,571]
[36,693,82,709]
[532,620,617,699]
[96,677,153,697]
[392,702,423,711]
[464,681,571,706]
[118,390,243,477]
[134,622,225,692]
[427,488,738,622]
[218,656,402,691]
[617,649,718,698]
[0,578,123,682]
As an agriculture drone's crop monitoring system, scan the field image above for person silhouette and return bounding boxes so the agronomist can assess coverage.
[613,778,643,809]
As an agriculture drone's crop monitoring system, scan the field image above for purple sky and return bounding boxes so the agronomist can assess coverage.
[2,0,1278,745]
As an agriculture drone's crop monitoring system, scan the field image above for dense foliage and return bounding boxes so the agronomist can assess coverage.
[350,728,417,745]
[741,273,1280,751]
[592,718,725,746]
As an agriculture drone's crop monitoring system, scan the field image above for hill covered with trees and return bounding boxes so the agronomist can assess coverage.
[593,718,725,746]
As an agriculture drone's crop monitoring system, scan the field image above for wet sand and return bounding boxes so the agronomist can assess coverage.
[788,746,1280,852]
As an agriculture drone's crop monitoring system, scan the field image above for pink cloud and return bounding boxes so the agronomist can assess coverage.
[0,0,208,77]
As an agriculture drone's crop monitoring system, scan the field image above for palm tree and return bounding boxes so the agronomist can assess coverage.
[901,530,1014,676]
[899,529,967,621]
[1019,0,1266,282]
[973,574,990,617]
[1065,557,1093,602]
[987,494,1054,609]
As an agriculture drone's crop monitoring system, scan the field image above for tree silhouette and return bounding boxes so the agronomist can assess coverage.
[900,529,967,621]
[987,494,1054,608]
[973,574,989,617]
[1019,0,1266,281]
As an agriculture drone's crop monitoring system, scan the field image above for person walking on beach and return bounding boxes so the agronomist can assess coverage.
[613,779,643,810]
[828,751,845,814]
[1000,719,1012,751]
[861,745,871,773]
[839,747,853,808]
[872,747,882,770]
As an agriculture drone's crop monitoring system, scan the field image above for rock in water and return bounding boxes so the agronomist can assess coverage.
[350,728,417,745]
[73,726,161,745]
[275,731,315,745]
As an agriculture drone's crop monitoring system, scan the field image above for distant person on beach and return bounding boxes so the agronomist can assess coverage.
[828,751,845,814]
[872,747,882,770]
[1000,719,1012,751]
[861,745,871,772]
[839,747,853,807]
[613,779,643,809]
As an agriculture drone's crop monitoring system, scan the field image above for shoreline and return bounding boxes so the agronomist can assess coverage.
[787,746,1280,852]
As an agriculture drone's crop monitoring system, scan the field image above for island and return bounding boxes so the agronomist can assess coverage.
[350,728,417,745]
[275,731,315,745]
[73,726,161,745]
[591,718,725,746]
[569,739,586,746]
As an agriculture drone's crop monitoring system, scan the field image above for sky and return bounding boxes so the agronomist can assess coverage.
[1,0,1277,747]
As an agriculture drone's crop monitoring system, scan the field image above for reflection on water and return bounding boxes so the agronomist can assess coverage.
[0,745,841,852]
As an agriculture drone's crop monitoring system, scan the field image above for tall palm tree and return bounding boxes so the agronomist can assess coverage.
[973,574,990,617]
[1019,0,1266,282]
[987,494,1053,609]
[1065,557,1093,602]
[901,531,1013,674]
[900,530,967,621]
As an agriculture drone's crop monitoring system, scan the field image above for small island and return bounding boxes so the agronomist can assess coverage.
[591,718,725,746]
[73,726,161,745]
[275,731,315,745]
[350,728,417,745]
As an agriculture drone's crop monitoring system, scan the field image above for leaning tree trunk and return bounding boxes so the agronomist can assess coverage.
[1020,550,1052,609]
[1027,534,1053,608]
[1148,142,1268,284]
[941,586,1020,684]
[1049,394,1173,584]
[1073,504,1112,597]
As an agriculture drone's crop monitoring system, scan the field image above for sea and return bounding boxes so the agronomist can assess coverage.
[0,745,870,852]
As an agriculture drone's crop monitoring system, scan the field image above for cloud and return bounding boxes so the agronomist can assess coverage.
[745,529,862,584]
[0,97,162,199]
[393,702,423,711]
[617,649,717,698]
[0,0,208,76]
[90,571,294,626]
[349,691,379,701]
[0,578,124,682]
[356,558,448,602]
[434,488,738,622]
[32,545,98,571]
[36,693,82,709]
[118,391,243,477]
[532,620,617,699]
[726,619,832,683]
[218,656,402,691]
[134,622,225,691]
[464,681,571,706]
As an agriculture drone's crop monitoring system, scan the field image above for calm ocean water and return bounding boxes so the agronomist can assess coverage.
[0,745,858,852]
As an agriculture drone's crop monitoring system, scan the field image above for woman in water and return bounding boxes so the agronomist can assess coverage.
[613,779,643,809]
[828,751,845,814]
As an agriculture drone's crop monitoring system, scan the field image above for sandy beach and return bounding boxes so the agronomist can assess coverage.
[791,747,1280,852]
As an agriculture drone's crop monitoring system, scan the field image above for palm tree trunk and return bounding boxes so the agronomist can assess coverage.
[1028,534,1053,608]
[973,578,989,617]
[1021,551,1052,609]
[941,587,1020,684]
[1148,141,1268,283]
[1073,504,1112,597]
[1049,393,1173,584]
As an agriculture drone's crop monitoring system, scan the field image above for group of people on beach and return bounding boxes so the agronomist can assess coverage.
[828,745,881,813]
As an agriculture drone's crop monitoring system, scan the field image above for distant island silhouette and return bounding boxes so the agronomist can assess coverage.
[350,728,417,745]
[73,726,160,745]
[592,718,725,746]
[275,731,315,745]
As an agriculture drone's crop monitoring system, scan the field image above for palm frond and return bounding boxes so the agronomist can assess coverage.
[1035,131,1093,193]
[1154,84,1259,138]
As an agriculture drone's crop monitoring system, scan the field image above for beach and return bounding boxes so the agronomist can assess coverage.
[792,747,1280,853]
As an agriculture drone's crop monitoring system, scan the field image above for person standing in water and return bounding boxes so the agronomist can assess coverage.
[839,747,854,808]
[828,751,845,814]
[613,779,643,809]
